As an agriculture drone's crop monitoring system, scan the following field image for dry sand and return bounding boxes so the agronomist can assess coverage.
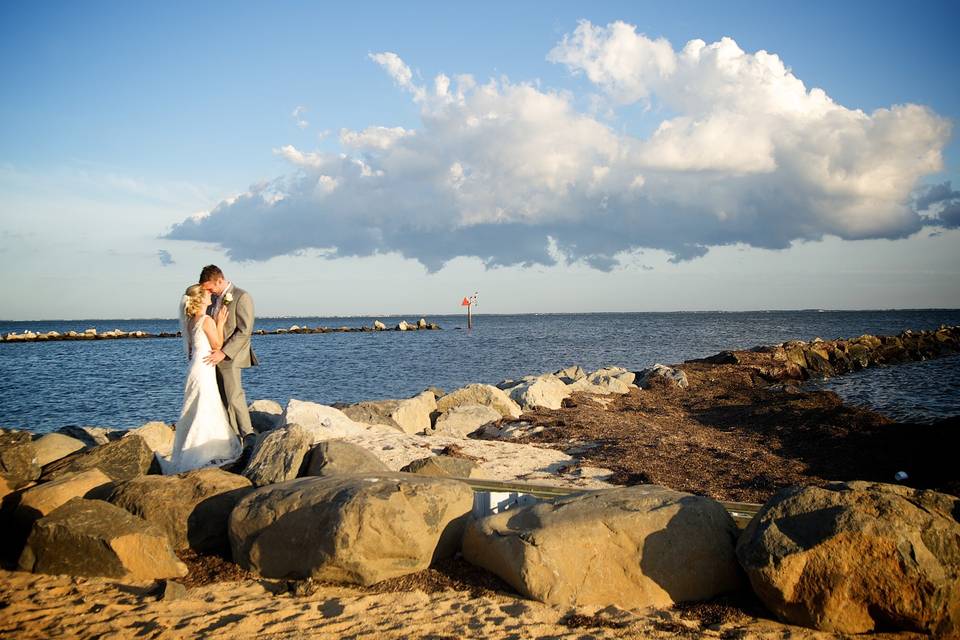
[4,567,918,640]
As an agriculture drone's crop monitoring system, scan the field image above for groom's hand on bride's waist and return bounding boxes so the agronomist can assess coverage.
[204,350,226,365]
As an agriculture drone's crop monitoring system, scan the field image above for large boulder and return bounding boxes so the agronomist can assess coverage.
[55,425,118,447]
[568,370,632,395]
[40,435,159,482]
[508,375,571,410]
[401,455,477,479]
[463,485,742,609]
[248,399,284,433]
[243,424,313,487]
[18,498,187,580]
[637,364,689,390]
[436,384,522,419]
[341,400,403,430]
[737,482,960,636]
[390,391,437,434]
[109,468,252,552]
[303,440,390,477]
[342,391,437,435]
[430,404,502,438]
[229,474,474,585]
[0,431,40,489]
[281,400,374,441]
[124,421,174,455]
[16,469,113,524]
[553,365,586,384]
[33,433,87,467]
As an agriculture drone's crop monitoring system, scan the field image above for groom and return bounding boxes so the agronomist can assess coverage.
[199,264,258,442]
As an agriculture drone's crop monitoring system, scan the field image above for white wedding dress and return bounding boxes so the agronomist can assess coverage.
[163,317,242,474]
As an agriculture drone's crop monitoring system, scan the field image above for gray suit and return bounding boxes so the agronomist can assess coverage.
[209,285,258,437]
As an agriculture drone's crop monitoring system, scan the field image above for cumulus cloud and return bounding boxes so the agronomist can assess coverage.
[157,249,174,266]
[292,105,309,129]
[165,21,952,270]
[914,181,960,228]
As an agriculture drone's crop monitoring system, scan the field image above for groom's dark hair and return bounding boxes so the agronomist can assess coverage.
[199,265,224,283]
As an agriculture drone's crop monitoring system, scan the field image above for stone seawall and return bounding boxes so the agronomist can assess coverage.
[0,319,442,344]
[690,324,960,380]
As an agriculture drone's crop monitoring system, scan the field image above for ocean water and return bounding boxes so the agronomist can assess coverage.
[1,310,958,433]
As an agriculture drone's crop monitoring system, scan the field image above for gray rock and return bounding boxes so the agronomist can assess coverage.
[553,365,586,384]
[18,498,187,580]
[637,364,689,389]
[242,424,313,487]
[430,404,502,438]
[249,399,284,433]
[303,440,390,477]
[0,431,40,490]
[40,435,159,483]
[401,455,477,478]
[463,485,742,609]
[342,392,436,435]
[436,384,522,419]
[508,375,571,410]
[737,481,960,636]
[229,474,474,585]
[109,468,253,552]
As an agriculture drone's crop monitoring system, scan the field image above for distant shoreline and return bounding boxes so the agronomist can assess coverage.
[3,307,960,323]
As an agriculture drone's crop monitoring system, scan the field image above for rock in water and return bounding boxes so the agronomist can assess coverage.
[436,384,522,418]
[242,424,313,487]
[109,468,252,552]
[736,481,960,636]
[463,485,742,609]
[229,474,474,585]
[18,498,187,580]
[303,440,390,477]
[40,435,159,482]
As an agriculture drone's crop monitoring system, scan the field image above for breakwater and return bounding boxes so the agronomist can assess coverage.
[0,318,441,344]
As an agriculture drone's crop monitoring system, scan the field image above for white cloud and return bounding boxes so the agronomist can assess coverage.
[166,22,952,271]
[291,105,309,129]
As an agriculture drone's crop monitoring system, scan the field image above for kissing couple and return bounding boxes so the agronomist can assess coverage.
[162,265,259,474]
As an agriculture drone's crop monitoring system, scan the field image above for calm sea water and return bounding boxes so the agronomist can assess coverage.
[1,310,958,433]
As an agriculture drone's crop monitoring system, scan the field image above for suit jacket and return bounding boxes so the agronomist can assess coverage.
[209,285,258,368]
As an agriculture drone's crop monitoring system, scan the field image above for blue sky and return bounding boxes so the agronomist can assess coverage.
[1,1,958,319]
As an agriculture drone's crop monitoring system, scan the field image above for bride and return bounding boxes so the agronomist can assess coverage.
[163,284,243,474]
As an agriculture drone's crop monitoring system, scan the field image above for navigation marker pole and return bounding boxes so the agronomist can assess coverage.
[461,292,478,330]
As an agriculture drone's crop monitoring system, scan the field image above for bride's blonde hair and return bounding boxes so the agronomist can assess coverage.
[183,284,207,318]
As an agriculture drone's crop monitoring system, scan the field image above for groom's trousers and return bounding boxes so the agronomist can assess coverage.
[216,363,254,437]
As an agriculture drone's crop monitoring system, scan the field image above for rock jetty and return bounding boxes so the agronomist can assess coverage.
[0,318,442,344]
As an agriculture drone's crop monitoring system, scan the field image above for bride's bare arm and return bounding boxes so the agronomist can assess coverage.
[202,315,224,351]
